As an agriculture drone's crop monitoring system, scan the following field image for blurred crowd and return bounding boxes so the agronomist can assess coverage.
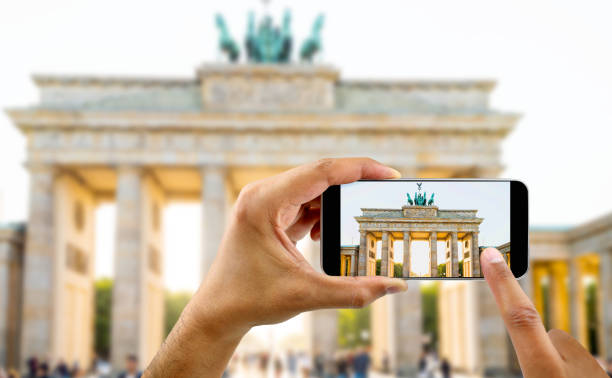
[2,350,611,378]
[224,347,373,378]
[0,354,138,378]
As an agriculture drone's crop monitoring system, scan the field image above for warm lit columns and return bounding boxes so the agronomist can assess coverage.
[201,165,229,278]
[569,258,580,339]
[381,231,394,277]
[111,167,143,367]
[20,164,56,365]
[402,231,411,277]
[111,166,166,368]
[471,232,480,277]
[601,250,612,359]
[549,262,570,332]
[358,231,368,276]
[430,232,438,277]
[450,232,459,277]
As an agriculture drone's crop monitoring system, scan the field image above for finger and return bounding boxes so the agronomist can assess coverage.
[480,248,562,372]
[310,221,321,241]
[548,329,601,365]
[285,206,320,243]
[548,329,607,377]
[308,273,407,309]
[259,158,400,216]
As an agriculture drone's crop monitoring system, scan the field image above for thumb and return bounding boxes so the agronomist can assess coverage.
[310,274,408,309]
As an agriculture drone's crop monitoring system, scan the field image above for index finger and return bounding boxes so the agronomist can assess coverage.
[260,158,401,209]
[480,248,562,373]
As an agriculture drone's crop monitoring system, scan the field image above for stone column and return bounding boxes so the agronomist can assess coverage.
[0,227,24,369]
[358,231,367,276]
[381,231,390,277]
[0,239,9,368]
[201,165,228,278]
[111,166,144,368]
[450,231,459,277]
[21,165,56,365]
[350,254,356,276]
[402,231,411,277]
[601,250,612,359]
[569,258,579,339]
[392,282,423,375]
[471,232,481,277]
[303,239,338,361]
[477,282,511,373]
[430,232,438,277]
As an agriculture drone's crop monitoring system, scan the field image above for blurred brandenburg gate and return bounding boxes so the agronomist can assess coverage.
[1,10,611,377]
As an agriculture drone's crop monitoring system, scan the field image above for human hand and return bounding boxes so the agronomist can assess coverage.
[145,158,408,377]
[480,248,607,378]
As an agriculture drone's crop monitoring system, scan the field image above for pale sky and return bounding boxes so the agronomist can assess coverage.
[341,181,510,275]
[1,0,612,291]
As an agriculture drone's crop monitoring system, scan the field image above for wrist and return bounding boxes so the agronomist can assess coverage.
[185,284,252,343]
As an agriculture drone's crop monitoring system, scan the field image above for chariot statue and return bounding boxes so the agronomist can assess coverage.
[214,10,325,63]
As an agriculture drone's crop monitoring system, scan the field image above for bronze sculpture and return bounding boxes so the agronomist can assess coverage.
[215,14,240,62]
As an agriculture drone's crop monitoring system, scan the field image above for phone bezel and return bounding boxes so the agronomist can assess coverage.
[320,179,529,280]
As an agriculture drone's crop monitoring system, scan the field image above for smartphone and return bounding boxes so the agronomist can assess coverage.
[320,179,528,279]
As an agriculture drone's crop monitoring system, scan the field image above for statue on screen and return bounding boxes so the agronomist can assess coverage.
[406,193,414,206]
[428,193,435,206]
[408,183,435,206]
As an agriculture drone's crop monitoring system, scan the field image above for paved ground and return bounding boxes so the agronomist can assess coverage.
[370,372,480,378]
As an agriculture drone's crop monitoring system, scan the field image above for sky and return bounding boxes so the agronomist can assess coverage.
[1,0,611,291]
[341,181,510,275]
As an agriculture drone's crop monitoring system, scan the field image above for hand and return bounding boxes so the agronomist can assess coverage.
[480,248,607,378]
[145,158,408,378]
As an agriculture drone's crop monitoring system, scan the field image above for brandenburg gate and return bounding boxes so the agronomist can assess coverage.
[0,11,530,375]
[351,191,483,278]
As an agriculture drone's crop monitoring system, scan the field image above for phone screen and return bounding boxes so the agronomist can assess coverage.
[338,180,511,279]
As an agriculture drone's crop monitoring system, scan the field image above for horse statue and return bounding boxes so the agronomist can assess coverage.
[406,193,414,206]
[215,14,240,62]
[300,14,324,61]
[428,193,435,206]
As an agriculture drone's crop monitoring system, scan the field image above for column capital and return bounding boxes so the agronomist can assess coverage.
[115,164,144,175]
[24,162,58,175]
[200,163,228,173]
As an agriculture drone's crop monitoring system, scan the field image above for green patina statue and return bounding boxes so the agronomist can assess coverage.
[408,183,435,206]
[215,14,240,62]
[406,193,414,206]
[428,193,435,206]
[246,10,292,63]
[214,10,325,63]
[300,14,324,62]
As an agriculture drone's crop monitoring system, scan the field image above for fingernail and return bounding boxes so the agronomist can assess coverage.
[388,168,402,178]
[481,248,505,264]
[386,281,408,294]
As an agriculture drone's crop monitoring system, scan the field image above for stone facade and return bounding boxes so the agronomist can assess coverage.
[4,63,522,373]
